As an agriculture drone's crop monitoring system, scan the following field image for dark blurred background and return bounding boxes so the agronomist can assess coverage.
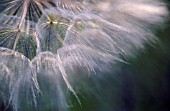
[71,1,170,111]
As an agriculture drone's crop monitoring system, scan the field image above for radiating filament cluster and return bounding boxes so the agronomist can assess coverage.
[0,0,168,111]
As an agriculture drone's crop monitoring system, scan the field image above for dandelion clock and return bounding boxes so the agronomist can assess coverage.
[0,0,169,111]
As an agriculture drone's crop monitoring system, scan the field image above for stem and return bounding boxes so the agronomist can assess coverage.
[18,0,30,29]
[13,33,20,50]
